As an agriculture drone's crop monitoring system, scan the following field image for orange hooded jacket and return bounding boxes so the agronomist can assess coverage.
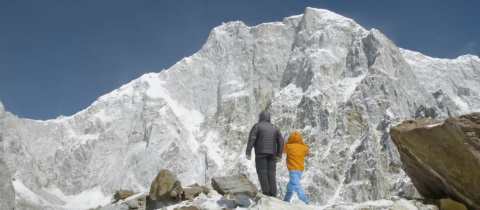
[283,132,310,171]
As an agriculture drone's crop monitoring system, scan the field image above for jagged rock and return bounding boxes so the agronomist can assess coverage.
[149,169,183,202]
[211,174,257,197]
[114,190,135,201]
[390,113,480,210]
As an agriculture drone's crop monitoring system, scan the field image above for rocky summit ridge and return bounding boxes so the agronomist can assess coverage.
[0,7,479,209]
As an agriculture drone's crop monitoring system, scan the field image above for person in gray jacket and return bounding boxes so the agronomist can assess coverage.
[246,110,284,197]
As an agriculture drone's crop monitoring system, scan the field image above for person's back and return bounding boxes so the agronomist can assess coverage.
[284,132,309,171]
[246,110,284,197]
[283,132,310,204]
[246,111,283,157]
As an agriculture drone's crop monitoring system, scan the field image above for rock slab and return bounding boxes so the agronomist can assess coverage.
[211,174,257,197]
[390,113,480,210]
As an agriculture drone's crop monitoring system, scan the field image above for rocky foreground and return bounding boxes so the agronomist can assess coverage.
[98,170,443,210]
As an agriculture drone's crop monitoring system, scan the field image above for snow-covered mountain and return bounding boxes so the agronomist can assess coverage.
[1,7,479,209]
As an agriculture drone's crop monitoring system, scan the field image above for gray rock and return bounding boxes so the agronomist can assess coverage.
[234,193,254,207]
[127,200,140,209]
[99,204,129,210]
[250,193,310,210]
[211,174,257,197]
[216,198,238,209]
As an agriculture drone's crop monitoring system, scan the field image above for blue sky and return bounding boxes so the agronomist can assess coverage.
[1,0,479,120]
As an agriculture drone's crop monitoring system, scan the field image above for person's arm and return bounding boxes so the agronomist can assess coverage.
[246,124,259,157]
[276,129,284,158]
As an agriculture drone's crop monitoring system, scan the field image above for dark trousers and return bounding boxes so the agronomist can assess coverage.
[255,153,277,197]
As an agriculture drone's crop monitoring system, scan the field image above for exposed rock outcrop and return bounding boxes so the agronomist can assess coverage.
[390,112,480,210]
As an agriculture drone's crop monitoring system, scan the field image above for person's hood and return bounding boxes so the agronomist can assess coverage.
[259,111,271,123]
[286,132,303,144]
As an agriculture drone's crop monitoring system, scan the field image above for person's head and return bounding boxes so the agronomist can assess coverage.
[259,110,271,122]
[287,131,303,143]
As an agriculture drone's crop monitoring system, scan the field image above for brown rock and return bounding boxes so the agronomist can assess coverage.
[390,113,480,210]
[188,183,211,195]
[440,198,467,210]
[113,189,135,201]
[182,185,204,200]
[149,169,183,202]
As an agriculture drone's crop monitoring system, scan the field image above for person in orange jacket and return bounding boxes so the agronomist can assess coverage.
[283,131,310,204]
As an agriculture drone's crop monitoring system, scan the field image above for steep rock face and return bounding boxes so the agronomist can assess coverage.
[1,7,480,208]
[401,49,480,115]
[0,101,15,210]
[2,74,206,196]
[390,113,480,210]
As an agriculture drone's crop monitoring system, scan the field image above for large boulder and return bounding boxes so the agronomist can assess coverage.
[148,169,183,202]
[211,174,257,197]
[390,113,480,210]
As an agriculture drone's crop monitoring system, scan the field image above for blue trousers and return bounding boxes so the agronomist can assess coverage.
[283,170,309,204]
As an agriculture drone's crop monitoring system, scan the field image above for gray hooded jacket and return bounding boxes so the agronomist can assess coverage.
[246,111,284,158]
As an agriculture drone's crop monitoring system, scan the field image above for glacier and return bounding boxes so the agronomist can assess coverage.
[0,7,479,209]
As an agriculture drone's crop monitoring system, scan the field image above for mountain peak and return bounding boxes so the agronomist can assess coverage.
[304,7,351,21]
[2,7,479,209]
